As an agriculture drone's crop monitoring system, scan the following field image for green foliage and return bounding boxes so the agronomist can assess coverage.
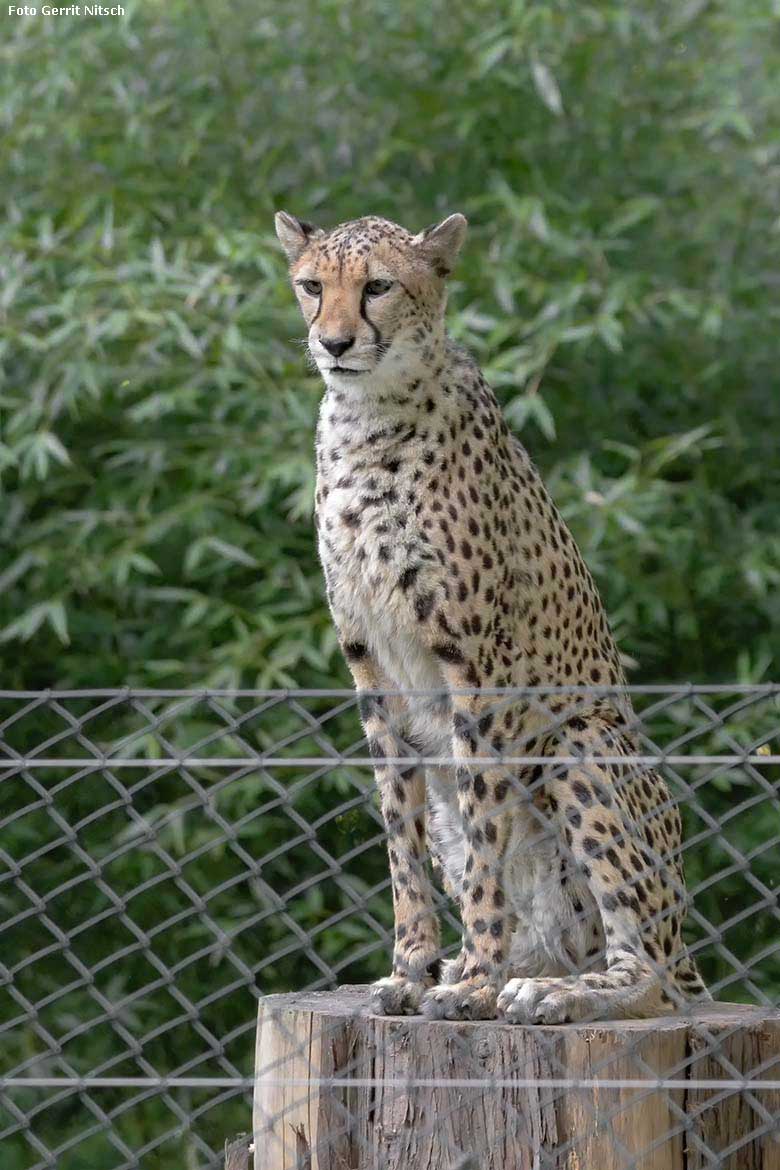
[2,0,780,1164]
[3,0,780,690]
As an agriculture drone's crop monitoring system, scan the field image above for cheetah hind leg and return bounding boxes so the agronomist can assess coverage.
[499,721,687,1024]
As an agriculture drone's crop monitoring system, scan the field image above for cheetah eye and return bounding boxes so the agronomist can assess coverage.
[364,279,393,297]
[299,279,322,297]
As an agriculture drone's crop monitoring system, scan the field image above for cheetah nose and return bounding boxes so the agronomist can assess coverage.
[320,335,355,358]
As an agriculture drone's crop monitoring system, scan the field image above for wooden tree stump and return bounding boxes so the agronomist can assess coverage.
[253,985,780,1170]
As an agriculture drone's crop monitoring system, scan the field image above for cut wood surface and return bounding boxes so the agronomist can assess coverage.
[253,985,780,1170]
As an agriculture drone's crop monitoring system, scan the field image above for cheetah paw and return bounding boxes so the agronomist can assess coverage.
[369,976,430,1016]
[420,981,498,1021]
[497,977,593,1024]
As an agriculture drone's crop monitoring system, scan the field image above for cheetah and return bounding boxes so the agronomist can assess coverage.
[275,209,709,1023]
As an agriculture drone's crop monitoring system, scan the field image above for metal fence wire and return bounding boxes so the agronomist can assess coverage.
[3,685,780,1169]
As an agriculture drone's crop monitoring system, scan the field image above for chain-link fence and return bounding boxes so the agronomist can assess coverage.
[3,685,780,1169]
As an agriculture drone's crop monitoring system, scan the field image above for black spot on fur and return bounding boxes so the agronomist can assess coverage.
[453,711,477,751]
[433,642,464,664]
[572,780,592,806]
[344,641,368,661]
[399,564,421,591]
[415,592,436,621]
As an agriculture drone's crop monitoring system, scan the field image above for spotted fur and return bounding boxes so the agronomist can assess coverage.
[275,209,709,1023]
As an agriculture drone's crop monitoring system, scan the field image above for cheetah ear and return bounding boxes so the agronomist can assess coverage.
[274,211,323,263]
[415,213,468,277]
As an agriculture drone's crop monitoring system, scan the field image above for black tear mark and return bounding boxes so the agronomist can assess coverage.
[360,287,384,352]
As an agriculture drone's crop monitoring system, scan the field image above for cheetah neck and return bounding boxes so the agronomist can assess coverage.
[319,334,459,457]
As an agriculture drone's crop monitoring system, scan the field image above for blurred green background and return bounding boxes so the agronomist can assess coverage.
[3,0,780,689]
[2,0,780,1165]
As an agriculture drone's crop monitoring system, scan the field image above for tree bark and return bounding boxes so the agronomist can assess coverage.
[253,985,780,1170]
[224,1134,252,1170]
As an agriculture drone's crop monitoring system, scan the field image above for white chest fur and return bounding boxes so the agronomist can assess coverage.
[316,402,446,700]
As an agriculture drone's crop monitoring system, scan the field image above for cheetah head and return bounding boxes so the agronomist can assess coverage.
[274,212,467,389]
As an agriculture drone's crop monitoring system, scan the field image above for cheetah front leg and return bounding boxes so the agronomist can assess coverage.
[421,693,518,1021]
[341,642,442,1016]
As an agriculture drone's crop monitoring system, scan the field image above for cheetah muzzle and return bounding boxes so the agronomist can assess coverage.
[276,208,709,1023]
